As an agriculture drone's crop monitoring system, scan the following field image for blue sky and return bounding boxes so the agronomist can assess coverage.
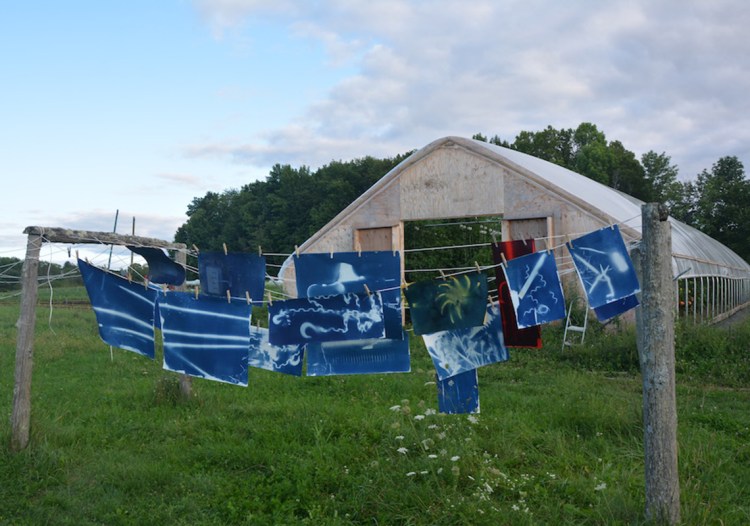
[2,0,749,265]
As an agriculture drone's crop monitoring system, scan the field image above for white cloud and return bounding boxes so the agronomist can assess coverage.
[191,0,750,179]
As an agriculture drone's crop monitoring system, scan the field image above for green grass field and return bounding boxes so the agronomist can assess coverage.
[1,287,749,525]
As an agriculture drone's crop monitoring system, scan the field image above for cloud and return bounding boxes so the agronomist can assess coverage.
[191,0,750,179]
[154,172,205,188]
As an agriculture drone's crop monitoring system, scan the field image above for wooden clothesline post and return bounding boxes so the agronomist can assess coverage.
[9,226,188,452]
[636,204,681,524]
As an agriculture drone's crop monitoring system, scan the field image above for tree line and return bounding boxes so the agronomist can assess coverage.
[175,123,750,263]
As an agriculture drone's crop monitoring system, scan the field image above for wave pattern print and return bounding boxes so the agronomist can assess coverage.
[306,329,411,376]
[502,251,566,328]
[567,225,640,310]
[248,326,304,376]
[78,259,158,358]
[437,369,480,414]
[268,292,386,346]
[159,292,251,386]
[294,251,403,340]
[422,304,508,381]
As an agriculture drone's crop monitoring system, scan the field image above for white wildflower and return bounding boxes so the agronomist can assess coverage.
[395,435,405,441]
[467,415,479,424]
[414,414,425,421]
[451,455,460,462]
[389,405,401,412]
[594,482,607,491]
[428,454,438,459]
[406,472,416,477]
[512,504,520,511]
[424,408,437,416]
[397,447,408,455]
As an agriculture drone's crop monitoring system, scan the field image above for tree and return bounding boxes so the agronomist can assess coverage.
[693,156,750,261]
[642,151,680,205]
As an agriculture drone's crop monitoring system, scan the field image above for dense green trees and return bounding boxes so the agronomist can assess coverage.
[175,123,750,264]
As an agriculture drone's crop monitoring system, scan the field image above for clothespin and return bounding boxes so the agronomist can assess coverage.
[567,234,573,248]
[267,292,273,306]
[223,243,228,256]
[194,286,199,300]
[439,269,447,280]
[76,250,80,260]
[491,232,498,245]
[295,245,300,258]
[522,238,528,246]
[547,236,553,254]
[474,261,482,274]
[401,278,410,290]
[245,291,251,305]
[144,278,149,290]
[500,252,508,265]
[192,244,200,254]
[127,272,132,283]
[258,246,262,257]
[162,283,168,296]
[363,284,371,297]
[330,248,334,259]
[226,289,231,304]
[357,243,362,257]
[256,319,261,331]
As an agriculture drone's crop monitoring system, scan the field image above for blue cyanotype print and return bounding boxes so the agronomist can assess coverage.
[248,326,304,376]
[79,258,158,358]
[306,329,411,376]
[268,292,386,346]
[127,246,185,286]
[422,303,508,381]
[502,251,566,328]
[198,251,266,302]
[436,369,480,414]
[294,251,403,339]
[159,292,251,386]
[404,272,488,335]
[567,225,640,309]
[593,293,639,322]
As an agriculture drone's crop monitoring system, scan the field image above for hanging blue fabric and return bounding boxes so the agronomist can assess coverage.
[127,246,185,286]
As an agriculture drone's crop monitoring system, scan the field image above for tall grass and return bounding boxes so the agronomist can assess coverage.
[0,289,748,524]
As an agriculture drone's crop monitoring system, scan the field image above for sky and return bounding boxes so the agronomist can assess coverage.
[2,0,749,266]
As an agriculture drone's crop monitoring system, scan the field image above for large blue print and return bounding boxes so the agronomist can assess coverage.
[294,251,403,339]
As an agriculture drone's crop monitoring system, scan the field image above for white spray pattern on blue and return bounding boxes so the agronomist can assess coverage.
[248,326,303,374]
[422,304,507,381]
[271,292,385,340]
[509,252,561,326]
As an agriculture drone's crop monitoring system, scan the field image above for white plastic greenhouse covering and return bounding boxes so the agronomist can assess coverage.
[491,143,750,280]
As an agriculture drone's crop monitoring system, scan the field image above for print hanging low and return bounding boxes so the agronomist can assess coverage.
[422,303,508,381]
[306,330,411,376]
[78,258,158,358]
[436,369,480,414]
[502,251,566,328]
[248,326,304,376]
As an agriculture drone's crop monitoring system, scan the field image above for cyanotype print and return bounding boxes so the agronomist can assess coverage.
[248,326,304,376]
[567,225,640,309]
[79,258,158,358]
[492,240,542,347]
[268,292,385,345]
[127,246,185,286]
[404,272,488,335]
[295,251,403,339]
[437,369,480,414]
[159,292,251,386]
[502,251,566,328]
[422,303,508,381]
[306,330,410,376]
[593,293,639,322]
[198,251,266,302]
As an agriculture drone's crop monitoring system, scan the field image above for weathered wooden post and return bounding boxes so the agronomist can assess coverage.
[638,203,680,524]
[10,232,42,451]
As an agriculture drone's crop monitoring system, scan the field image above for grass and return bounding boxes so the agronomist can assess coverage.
[0,286,749,524]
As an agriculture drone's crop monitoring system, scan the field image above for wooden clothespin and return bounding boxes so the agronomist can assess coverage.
[522,238,528,246]
[438,269,447,280]
[258,245,262,257]
[223,243,228,256]
[474,261,482,274]
[267,291,273,306]
[295,245,300,258]
[127,272,132,283]
[500,253,508,266]
[491,232,498,245]
[162,284,168,296]
[226,289,231,304]
[401,278,410,290]
[194,286,200,300]
[363,284,371,297]
[192,244,200,254]
[245,291,251,305]
[144,278,149,290]
[330,248,334,259]
[76,250,80,260]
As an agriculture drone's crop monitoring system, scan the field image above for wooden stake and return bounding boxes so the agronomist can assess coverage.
[638,203,680,524]
[10,232,42,451]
